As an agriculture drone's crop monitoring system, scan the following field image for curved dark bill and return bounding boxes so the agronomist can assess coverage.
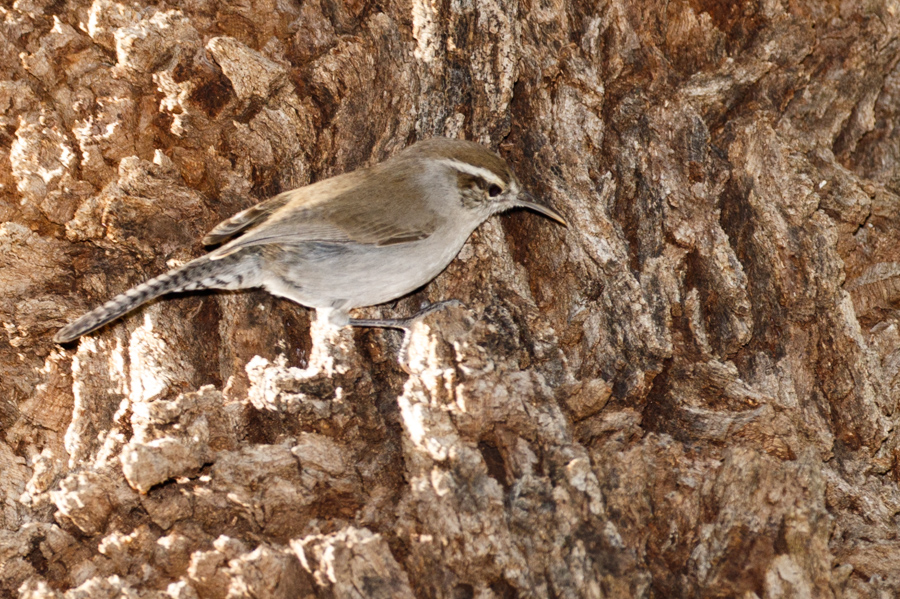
[514,191,567,226]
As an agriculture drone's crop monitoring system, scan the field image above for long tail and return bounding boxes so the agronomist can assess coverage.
[54,253,258,343]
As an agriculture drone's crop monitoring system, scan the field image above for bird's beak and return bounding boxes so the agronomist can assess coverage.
[514,191,568,226]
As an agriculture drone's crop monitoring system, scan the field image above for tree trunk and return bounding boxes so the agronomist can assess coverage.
[2,0,899,597]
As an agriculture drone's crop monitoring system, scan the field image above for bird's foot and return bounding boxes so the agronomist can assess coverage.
[349,300,465,331]
[351,300,468,374]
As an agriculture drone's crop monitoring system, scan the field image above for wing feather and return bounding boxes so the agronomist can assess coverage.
[202,194,293,246]
[208,163,441,260]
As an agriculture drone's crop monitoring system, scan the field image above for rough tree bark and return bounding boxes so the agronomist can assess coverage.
[1,0,899,597]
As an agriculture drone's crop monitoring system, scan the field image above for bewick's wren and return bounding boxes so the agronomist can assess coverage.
[54,137,566,344]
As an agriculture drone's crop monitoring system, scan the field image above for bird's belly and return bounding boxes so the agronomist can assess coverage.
[261,238,465,310]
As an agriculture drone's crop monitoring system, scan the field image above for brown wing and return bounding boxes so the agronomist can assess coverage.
[208,163,441,260]
[202,193,293,246]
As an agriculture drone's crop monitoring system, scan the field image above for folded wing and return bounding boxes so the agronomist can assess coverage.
[207,165,442,260]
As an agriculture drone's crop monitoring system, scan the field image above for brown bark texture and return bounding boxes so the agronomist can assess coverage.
[1,0,899,596]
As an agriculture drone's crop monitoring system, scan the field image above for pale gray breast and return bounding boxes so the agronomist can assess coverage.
[258,216,476,310]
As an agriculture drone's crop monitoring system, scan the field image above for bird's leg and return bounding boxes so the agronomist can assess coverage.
[349,300,464,330]
[350,300,466,374]
[305,305,359,375]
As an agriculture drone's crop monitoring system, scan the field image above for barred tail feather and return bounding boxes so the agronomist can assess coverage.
[54,254,256,343]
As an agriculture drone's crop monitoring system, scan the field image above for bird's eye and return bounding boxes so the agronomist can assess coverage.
[488,184,503,197]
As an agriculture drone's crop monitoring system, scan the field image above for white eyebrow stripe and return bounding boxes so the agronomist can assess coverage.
[436,159,506,188]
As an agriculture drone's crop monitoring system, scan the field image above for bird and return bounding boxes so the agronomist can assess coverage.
[53,137,566,344]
